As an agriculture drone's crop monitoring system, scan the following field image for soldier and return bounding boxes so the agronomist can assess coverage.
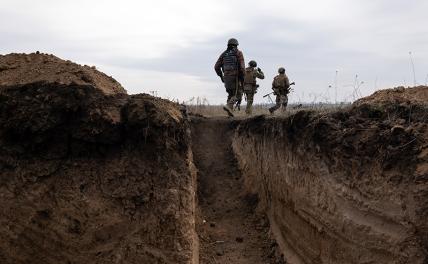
[214,38,245,117]
[243,60,264,115]
[269,67,290,114]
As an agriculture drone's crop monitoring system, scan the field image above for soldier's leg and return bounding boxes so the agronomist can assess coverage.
[282,95,289,111]
[235,86,243,111]
[245,91,254,115]
[224,76,237,110]
[269,94,281,113]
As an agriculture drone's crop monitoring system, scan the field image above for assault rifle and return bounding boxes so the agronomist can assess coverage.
[263,82,295,98]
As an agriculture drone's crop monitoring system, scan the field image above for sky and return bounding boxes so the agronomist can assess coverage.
[1,0,427,104]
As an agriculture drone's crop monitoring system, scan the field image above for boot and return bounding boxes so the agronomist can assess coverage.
[223,106,234,117]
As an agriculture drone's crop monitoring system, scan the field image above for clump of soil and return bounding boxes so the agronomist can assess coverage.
[0,52,126,95]
[0,54,197,264]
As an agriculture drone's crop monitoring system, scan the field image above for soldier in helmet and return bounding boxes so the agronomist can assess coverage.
[243,60,264,115]
[214,38,245,117]
[269,67,290,114]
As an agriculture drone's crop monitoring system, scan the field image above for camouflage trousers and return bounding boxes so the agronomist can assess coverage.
[224,75,240,109]
[244,84,256,115]
[269,94,288,113]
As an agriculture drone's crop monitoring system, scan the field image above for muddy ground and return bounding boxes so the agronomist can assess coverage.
[0,53,427,264]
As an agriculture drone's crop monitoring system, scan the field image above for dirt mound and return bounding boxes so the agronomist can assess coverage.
[355,86,428,105]
[0,61,197,263]
[0,53,126,95]
[233,88,428,263]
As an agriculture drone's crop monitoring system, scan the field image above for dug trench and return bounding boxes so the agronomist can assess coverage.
[1,53,427,264]
[191,117,283,263]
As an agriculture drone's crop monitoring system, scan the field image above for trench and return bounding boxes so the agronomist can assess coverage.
[189,112,427,264]
[191,117,281,264]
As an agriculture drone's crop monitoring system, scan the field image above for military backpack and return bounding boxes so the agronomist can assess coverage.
[244,68,256,85]
[273,75,286,87]
[222,48,238,72]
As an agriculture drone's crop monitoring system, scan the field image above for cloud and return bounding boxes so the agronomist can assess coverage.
[1,0,428,104]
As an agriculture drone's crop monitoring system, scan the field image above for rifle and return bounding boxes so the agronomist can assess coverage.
[263,82,295,98]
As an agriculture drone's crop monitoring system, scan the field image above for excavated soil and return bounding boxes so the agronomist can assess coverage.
[1,53,427,264]
[191,117,283,264]
[0,52,126,95]
[233,86,428,263]
[0,53,197,264]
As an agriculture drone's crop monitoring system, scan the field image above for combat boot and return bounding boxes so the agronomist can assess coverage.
[223,106,234,117]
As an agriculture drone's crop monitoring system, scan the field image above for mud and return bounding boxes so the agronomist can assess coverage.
[233,88,428,263]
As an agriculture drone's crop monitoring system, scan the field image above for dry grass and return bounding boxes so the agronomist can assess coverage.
[187,103,351,118]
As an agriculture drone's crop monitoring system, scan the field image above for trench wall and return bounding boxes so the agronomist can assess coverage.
[0,84,198,264]
[232,111,428,264]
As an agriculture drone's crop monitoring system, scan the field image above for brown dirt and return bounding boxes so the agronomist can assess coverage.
[191,117,284,264]
[0,53,197,263]
[233,88,428,263]
[355,85,428,105]
[1,52,427,264]
[0,53,126,95]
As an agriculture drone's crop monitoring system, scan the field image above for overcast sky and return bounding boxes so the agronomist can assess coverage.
[1,0,427,104]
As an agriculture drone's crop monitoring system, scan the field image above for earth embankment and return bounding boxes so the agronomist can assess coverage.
[1,52,428,264]
[0,53,198,264]
[232,88,428,263]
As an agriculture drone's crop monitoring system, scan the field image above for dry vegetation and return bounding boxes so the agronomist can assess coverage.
[187,102,351,117]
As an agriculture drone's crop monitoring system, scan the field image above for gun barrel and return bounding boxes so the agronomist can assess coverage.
[263,92,273,98]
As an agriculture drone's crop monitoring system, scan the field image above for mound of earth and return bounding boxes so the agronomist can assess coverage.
[355,86,428,105]
[0,54,197,264]
[0,53,126,95]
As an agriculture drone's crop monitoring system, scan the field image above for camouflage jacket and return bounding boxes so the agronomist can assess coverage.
[244,67,264,87]
[214,48,245,80]
[272,73,290,94]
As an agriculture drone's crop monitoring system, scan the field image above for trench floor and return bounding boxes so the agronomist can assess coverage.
[191,117,278,264]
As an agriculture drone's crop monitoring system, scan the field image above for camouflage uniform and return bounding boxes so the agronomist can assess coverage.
[243,66,264,114]
[214,47,245,110]
[269,73,290,113]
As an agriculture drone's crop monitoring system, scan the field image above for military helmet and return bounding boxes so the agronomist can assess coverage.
[227,38,239,46]
[249,60,257,67]
[278,67,285,74]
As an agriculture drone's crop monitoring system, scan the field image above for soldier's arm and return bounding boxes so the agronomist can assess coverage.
[284,75,290,88]
[237,50,245,81]
[214,53,224,77]
[256,70,265,79]
[272,78,277,92]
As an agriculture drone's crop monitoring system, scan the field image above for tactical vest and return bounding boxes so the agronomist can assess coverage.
[222,48,238,73]
[244,68,256,85]
[273,75,287,89]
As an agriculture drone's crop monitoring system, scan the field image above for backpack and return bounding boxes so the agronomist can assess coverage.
[273,75,287,89]
[244,68,256,85]
[222,48,238,72]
